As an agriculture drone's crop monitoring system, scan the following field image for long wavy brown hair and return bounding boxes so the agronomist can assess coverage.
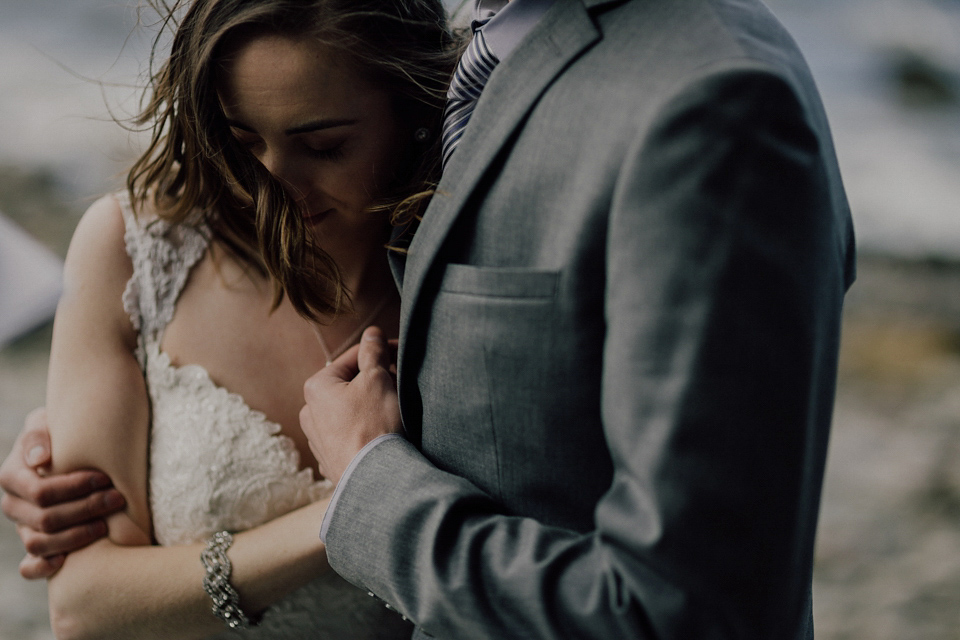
[128,0,457,321]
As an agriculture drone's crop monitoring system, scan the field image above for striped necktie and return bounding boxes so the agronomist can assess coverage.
[441,21,500,167]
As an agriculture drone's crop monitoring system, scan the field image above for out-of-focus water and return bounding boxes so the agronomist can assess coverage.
[1,0,958,257]
[0,0,155,193]
[766,0,960,258]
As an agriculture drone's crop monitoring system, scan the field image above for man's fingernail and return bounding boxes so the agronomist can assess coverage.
[104,490,125,510]
[26,446,46,466]
[90,475,112,490]
[88,521,108,537]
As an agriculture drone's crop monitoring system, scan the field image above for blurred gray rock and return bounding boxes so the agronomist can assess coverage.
[0,212,62,347]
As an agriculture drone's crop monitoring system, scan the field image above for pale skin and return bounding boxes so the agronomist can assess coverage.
[1,33,406,639]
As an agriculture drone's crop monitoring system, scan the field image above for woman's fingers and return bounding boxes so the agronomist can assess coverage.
[9,481,124,534]
[18,515,110,558]
[3,465,115,512]
[19,408,53,469]
[19,552,66,581]
[1,407,122,578]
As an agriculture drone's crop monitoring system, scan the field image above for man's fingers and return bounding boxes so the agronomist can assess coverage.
[20,408,52,469]
[358,326,391,373]
[300,402,329,479]
[19,553,65,580]
[322,343,361,382]
[307,440,325,474]
[299,404,313,430]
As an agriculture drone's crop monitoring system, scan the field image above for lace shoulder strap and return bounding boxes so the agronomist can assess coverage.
[116,192,209,342]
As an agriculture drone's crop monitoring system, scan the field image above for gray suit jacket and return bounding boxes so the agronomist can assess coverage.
[324,0,855,637]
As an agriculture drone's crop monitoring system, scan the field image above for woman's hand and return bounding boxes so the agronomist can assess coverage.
[0,408,125,579]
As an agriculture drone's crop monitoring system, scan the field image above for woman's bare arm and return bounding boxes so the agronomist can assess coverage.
[45,195,152,546]
[48,496,330,640]
[44,196,330,640]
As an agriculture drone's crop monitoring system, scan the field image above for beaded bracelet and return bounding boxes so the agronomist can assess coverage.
[200,531,256,630]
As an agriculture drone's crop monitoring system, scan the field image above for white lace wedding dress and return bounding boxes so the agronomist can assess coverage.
[117,193,411,638]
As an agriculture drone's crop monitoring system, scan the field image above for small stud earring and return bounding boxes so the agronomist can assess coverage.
[414,127,430,143]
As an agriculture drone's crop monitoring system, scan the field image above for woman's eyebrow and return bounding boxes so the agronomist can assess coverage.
[285,119,358,135]
[224,118,358,135]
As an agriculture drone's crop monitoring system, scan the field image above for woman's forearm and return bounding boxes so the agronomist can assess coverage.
[47,497,330,640]
[229,496,331,612]
[48,538,215,640]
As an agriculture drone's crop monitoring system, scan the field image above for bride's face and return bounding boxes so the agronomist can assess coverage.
[216,33,406,232]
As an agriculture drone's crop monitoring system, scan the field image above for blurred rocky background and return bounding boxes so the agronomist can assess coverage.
[2,0,960,638]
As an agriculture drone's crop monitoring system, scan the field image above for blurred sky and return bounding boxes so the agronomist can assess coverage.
[0,0,958,258]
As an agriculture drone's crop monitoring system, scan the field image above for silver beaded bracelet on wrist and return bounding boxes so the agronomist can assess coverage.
[200,531,256,630]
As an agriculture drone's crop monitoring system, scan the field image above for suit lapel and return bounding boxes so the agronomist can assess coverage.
[386,225,408,294]
[396,0,601,418]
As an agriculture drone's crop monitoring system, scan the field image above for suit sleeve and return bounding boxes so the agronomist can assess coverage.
[322,65,854,639]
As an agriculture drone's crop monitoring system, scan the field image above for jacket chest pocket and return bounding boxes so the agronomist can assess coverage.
[438,264,559,298]
[436,265,560,385]
[416,264,560,501]
[429,264,560,388]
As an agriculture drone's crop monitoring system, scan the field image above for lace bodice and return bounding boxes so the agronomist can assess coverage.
[116,193,410,639]
[142,344,330,545]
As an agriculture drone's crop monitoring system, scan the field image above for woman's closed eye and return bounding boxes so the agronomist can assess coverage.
[305,142,346,161]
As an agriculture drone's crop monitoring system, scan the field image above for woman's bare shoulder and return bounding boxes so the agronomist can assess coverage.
[60,193,137,343]
[66,193,126,259]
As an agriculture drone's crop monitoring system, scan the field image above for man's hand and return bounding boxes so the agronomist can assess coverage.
[300,326,402,485]
[0,408,125,579]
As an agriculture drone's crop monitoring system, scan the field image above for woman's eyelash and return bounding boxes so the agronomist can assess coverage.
[308,144,345,161]
[227,134,345,161]
[232,136,260,150]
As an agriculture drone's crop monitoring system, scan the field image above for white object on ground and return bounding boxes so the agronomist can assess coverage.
[0,211,63,347]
